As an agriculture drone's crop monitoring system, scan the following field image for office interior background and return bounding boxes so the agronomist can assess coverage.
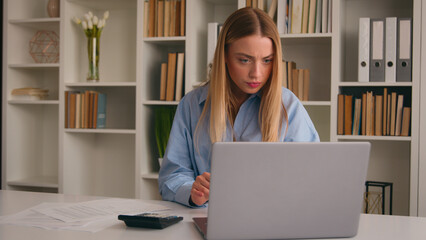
[1,0,426,218]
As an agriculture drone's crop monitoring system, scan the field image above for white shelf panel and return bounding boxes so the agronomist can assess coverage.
[65,82,137,87]
[9,63,60,68]
[9,18,60,24]
[65,129,136,134]
[337,135,412,141]
[141,173,159,180]
[301,101,331,106]
[339,82,413,87]
[8,100,59,105]
[143,100,180,106]
[8,176,59,189]
[144,36,186,42]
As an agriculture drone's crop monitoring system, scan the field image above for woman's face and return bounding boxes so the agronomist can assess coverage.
[225,34,274,103]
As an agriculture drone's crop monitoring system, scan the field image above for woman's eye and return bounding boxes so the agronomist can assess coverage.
[239,58,249,63]
[263,58,273,64]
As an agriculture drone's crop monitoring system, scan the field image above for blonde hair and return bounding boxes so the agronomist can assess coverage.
[197,7,287,143]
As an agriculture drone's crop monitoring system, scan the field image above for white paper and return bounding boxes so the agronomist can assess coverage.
[34,198,170,222]
[0,199,170,232]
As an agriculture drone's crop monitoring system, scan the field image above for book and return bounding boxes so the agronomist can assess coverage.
[390,92,397,136]
[93,92,98,128]
[175,52,185,101]
[143,1,149,37]
[282,60,288,88]
[157,0,164,37]
[365,91,373,136]
[97,93,107,129]
[148,0,156,37]
[292,68,299,98]
[180,0,185,36]
[302,0,309,33]
[287,61,296,91]
[375,95,383,136]
[395,94,404,136]
[297,68,304,99]
[308,0,317,33]
[386,93,391,135]
[160,63,168,100]
[400,107,411,136]
[175,0,181,36]
[337,94,344,135]
[69,92,77,129]
[84,91,90,128]
[303,69,310,101]
[344,95,353,135]
[382,88,388,135]
[361,93,366,135]
[352,98,361,135]
[164,0,170,37]
[76,93,81,129]
[166,52,177,101]
[65,91,69,128]
[291,0,303,34]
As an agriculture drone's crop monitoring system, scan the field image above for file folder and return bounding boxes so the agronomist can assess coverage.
[358,18,370,82]
[385,17,397,83]
[370,19,385,82]
[397,18,412,82]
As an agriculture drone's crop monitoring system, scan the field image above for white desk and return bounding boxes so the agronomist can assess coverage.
[0,190,426,240]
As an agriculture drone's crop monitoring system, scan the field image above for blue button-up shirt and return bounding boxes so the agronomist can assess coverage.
[158,84,320,207]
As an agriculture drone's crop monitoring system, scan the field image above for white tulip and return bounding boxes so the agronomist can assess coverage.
[93,16,99,25]
[72,17,81,25]
[88,11,93,18]
[82,21,88,30]
[88,19,93,29]
[103,11,110,20]
[84,13,91,21]
[97,19,104,29]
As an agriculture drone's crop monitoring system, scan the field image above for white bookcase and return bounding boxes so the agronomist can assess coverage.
[330,0,421,216]
[2,0,425,216]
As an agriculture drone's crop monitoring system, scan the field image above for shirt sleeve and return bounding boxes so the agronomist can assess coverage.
[158,97,198,207]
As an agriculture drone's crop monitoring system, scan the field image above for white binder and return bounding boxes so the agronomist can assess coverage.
[277,0,288,34]
[207,22,220,65]
[397,18,412,82]
[385,17,397,83]
[358,18,370,82]
[370,19,385,82]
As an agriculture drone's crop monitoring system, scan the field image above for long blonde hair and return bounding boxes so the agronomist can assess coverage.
[197,7,286,143]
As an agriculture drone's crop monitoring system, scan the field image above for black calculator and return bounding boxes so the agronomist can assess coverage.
[118,212,183,229]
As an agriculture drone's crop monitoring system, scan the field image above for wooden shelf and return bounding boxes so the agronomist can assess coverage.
[65,129,136,134]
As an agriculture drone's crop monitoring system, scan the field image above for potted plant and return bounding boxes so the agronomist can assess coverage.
[154,106,177,167]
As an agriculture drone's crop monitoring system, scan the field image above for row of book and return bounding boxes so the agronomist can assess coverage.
[358,17,412,82]
[245,0,278,18]
[65,91,106,129]
[282,61,310,101]
[144,0,185,38]
[160,52,185,101]
[277,0,332,34]
[337,89,411,136]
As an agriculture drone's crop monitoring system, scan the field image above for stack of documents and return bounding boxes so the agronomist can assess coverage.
[0,198,169,232]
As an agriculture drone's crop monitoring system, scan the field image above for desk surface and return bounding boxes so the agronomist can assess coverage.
[0,190,426,240]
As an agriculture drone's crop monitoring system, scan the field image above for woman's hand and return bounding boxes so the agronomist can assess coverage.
[190,172,210,206]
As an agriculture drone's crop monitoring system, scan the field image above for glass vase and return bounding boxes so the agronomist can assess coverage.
[87,36,100,82]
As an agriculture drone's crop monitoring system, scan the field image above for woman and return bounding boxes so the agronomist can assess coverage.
[158,7,319,207]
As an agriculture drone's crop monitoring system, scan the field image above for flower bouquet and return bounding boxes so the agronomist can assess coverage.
[73,11,109,82]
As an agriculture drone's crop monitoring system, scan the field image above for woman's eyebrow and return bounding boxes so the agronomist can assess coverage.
[234,53,274,59]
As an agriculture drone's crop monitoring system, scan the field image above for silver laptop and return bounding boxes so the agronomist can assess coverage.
[193,142,371,240]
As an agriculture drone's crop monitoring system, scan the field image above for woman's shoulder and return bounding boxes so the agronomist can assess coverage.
[281,87,301,106]
[178,83,209,107]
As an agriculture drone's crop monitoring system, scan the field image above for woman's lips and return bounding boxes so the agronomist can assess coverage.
[247,82,261,88]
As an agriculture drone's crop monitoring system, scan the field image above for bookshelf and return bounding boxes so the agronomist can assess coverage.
[2,0,425,217]
[330,0,421,216]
